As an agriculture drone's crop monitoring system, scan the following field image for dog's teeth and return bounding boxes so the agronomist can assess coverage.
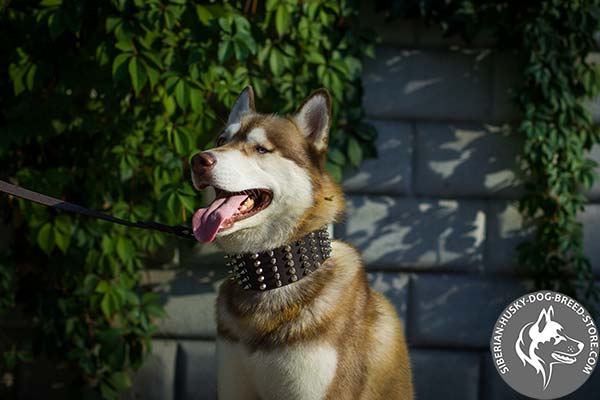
[237,197,255,213]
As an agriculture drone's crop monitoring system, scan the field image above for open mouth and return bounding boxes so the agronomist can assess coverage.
[192,187,272,243]
[552,351,578,364]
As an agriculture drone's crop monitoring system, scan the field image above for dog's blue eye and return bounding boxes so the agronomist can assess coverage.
[256,146,269,154]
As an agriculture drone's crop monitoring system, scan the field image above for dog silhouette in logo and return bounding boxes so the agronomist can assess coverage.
[515,306,584,390]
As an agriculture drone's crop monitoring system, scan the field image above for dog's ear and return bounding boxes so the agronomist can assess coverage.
[534,307,551,333]
[227,86,255,126]
[293,89,331,152]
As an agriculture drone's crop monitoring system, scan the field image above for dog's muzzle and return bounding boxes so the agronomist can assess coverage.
[191,151,216,176]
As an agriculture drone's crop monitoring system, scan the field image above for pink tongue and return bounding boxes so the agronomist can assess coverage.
[192,195,248,243]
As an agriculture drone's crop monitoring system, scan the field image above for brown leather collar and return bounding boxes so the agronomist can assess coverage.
[225,227,332,291]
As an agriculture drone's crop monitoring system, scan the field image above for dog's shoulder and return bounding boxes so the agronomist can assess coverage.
[328,240,362,270]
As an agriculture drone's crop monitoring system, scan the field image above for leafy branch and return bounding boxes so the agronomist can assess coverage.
[0,0,375,398]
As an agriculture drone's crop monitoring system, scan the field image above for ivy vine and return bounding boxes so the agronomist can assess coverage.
[382,0,600,306]
[0,0,374,398]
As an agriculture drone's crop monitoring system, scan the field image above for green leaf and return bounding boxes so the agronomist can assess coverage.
[109,372,132,391]
[105,16,121,33]
[166,192,178,217]
[163,94,176,115]
[141,50,163,69]
[9,63,26,96]
[112,53,130,79]
[96,280,112,294]
[145,304,166,318]
[174,79,189,110]
[144,65,160,89]
[54,226,71,253]
[265,0,278,11]
[275,5,290,37]
[178,193,196,212]
[54,214,71,235]
[83,275,99,292]
[48,10,66,38]
[347,137,363,167]
[196,5,213,25]
[328,148,346,165]
[128,57,147,95]
[142,292,160,304]
[190,88,203,111]
[115,40,134,52]
[37,223,55,255]
[173,128,190,154]
[25,64,37,91]
[218,41,231,63]
[307,1,320,19]
[269,48,284,76]
[100,292,118,319]
[116,237,135,263]
[40,0,63,6]
[326,162,343,182]
[306,52,326,64]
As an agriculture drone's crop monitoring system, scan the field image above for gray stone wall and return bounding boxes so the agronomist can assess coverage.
[127,6,600,400]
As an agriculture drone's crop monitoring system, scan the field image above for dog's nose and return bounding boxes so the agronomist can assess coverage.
[191,152,217,175]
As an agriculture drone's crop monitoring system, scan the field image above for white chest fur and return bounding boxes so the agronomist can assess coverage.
[217,338,338,400]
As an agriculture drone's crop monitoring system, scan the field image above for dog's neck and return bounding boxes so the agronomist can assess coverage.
[224,227,332,291]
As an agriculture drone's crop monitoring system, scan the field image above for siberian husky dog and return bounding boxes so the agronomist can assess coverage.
[515,306,584,390]
[190,86,413,400]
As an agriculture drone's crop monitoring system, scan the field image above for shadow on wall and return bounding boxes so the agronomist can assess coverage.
[339,121,530,273]
[362,47,507,121]
[414,123,524,197]
[339,196,486,271]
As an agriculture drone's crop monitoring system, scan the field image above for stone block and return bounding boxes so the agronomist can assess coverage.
[363,46,493,121]
[141,267,222,339]
[414,122,523,198]
[175,341,216,400]
[337,196,486,271]
[480,353,528,400]
[342,120,413,195]
[485,201,532,273]
[411,349,480,400]
[408,274,527,347]
[141,242,229,339]
[491,51,522,122]
[129,340,177,400]
[416,23,496,48]
[579,204,600,276]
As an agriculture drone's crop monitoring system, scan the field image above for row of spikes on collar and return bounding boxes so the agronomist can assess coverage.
[225,227,332,291]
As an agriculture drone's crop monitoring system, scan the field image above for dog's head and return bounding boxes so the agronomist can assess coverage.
[515,306,584,388]
[190,86,344,253]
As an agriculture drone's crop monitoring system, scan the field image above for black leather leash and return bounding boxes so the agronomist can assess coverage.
[0,180,195,240]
